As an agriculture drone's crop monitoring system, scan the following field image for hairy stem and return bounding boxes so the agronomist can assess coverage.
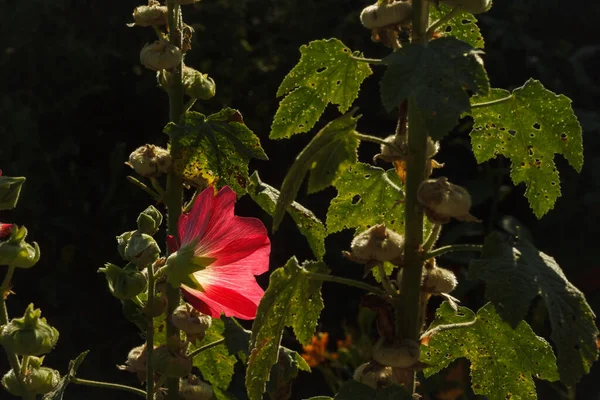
[420,318,477,340]
[126,176,162,202]
[145,263,156,400]
[187,338,226,359]
[349,55,385,65]
[423,223,441,253]
[304,271,387,297]
[471,95,513,108]
[71,378,147,397]
[425,244,483,260]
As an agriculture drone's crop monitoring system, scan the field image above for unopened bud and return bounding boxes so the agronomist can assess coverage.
[171,304,212,342]
[183,67,216,100]
[1,304,59,356]
[118,344,148,382]
[128,144,172,178]
[150,345,192,378]
[98,263,147,300]
[417,177,479,224]
[124,232,160,267]
[2,362,60,396]
[180,374,213,400]
[128,0,168,27]
[137,205,163,235]
[347,224,404,265]
[422,266,457,294]
[0,223,13,239]
[140,40,182,71]
[117,231,135,259]
[0,233,40,269]
[360,1,412,29]
[372,338,420,368]
[353,361,393,390]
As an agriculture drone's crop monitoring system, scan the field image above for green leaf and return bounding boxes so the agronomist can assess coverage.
[222,316,252,357]
[422,302,559,400]
[271,39,373,139]
[380,37,489,140]
[371,261,396,284]
[0,175,26,210]
[469,232,598,385]
[246,258,327,400]
[335,380,376,400]
[266,347,311,400]
[165,108,268,194]
[470,79,583,217]
[326,163,405,234]
[430,4,485,48]
[273,110,360,230]
[248,171,326,260]
[190,318,237,390]
[42,351,89,400]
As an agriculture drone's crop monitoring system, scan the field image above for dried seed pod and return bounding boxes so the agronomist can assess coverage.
[117,344,148,382]
[438,0,492,14]
[360,1,413,29]
[417,177,479,223]
[140,40,182,71]
[422,266,457,294]
[346,224,404,265]
[171,304,212,342]
[373,338,420,368]
[128,1,168,27]
[353,361,393,390]
[128,144,172,178]
[180,374,214,400]
[150,345,192,378]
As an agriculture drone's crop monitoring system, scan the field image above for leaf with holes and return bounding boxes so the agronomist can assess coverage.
[246,258,328,400]
[248,171,326,259]
[380,37,489,140]
[470,79,583,217]
[326,162,405,234]
[271,39,373,139]
[430,4,485,48]
[422,302,559,400]
[469,232,598,385]
[165,109,268,194]
[272,110,359,230]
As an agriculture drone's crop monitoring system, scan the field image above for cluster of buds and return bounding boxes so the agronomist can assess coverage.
[171,303,212,343]
[2,356,60,396]
[417,177,479,224]
[127,144,172,178]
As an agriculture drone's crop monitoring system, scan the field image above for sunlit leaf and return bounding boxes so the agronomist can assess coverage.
[469,232,598,385]
[190,318,236,390]
[429,4,485,48]
[422,302,559,400]
[43,351,89,400]
[470,79,583,217]
[272,39,372,139]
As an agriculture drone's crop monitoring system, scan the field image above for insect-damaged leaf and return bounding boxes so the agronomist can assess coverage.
[248,171,326,260]
[429,4,485,48]
[271,39,372,139]
[380,37,489,140]
[422,302,559,400]
[165,108,268,195]
[272,110,359,230]
[246,258,327,400]
[470,79,583,217]
[469,232,598,385]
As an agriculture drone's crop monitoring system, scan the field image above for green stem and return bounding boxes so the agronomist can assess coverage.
[165,3,185,399]
[146,263,156,400]
[349,55,385,65]
[183,98,197,114]
[71,377,147,397]
[425,244,483,260]
[376,263,397,297]
[187,338,225,359]
[304,271,387,297]
[471,95,513,109]
[126,176,162,202]
[420,318,477,340]
[423,224,441,253]
[353,132,398,150]
[426,6,461,37]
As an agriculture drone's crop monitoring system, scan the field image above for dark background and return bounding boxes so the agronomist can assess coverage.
[1,0,599,398]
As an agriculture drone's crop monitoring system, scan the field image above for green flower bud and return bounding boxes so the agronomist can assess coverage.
[140,40,182,72]
[117,231,135,260]
[150,345,192,378]
[0,225,41,269]
[1,304,59,356]
[2,363,60,396]
[124,232,160,267]
[98,263,147,300]
[137,205,163,235]
[183,67,216,100]
[171,304,212,343]
[180,375,213,400]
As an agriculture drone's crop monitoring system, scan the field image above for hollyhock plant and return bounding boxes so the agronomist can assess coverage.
[165,186,270,320]
[0,223,13,239]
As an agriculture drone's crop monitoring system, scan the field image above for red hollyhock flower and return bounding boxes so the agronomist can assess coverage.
[0,223,12,239]
[165,186,270,320]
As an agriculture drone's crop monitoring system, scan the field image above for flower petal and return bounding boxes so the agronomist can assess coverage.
[209,235,270,275]
[178,187,216,246]
[0,223,12,239]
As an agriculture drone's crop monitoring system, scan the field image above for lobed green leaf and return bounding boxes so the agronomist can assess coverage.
[271,39,372,139]
[165,108,268,194]
[246,258,327,400]
[469,232,598,385]
[469,79,583,217]
[380,37,489,140]
[422,302,560,400]
[429,4,485,48]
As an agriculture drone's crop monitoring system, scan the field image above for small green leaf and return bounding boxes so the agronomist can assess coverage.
[335,380,376,400]
[422,302,559,400]
[271,39,372,139]
[165,108,267,194]
[190,318,236,390]
[327,163,404,234]
[0,175,26,210]
[42,351,89,400]
[469,232,599,385]
[273,111,360,230]
[380,37,489,140]
[248,171,326,259]
[246,258,328,400]
[371,261,396,283]
[470,79,583,217]
[222,316,252,357]
[430,4,485,48]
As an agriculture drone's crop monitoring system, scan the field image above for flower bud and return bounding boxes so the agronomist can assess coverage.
[118,344,148,382]
[347,224,404,265]
[128,145,172,178]
[2,363,60,396]
[150,345,192,378]
[0,239,40,269]
[98,263,147,300]
[353,361,393,390]
[140,40,182,71]
[183,67,216,100]
[171,304,212,342]
[128,1,168,27]
[0,223,13,239]
[117,231,135,259]
[422,266,457,294]
[124,232,160,267]
[360,1,412,29]
[1,304,59,356]
[417,177,479,224]
[373,338,420,368]
[180,374,213,400]
[0,174,26,210]
[439,0,492,14]
[137,205,163,236]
